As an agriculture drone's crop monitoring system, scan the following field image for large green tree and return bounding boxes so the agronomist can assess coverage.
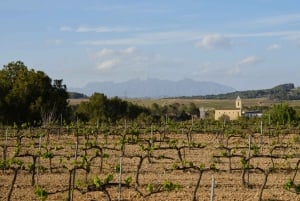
[0,61,69,126]
[75,93,150,123]
[268,103,297,125]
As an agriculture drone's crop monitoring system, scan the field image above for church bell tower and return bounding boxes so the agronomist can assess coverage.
[236,96,242,110]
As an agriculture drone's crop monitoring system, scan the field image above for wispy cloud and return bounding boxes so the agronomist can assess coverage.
[76,27,300,49]
[94,47,138,72]
[76,26,130,33]
[196,34,231,49]
[80,30,200,46]
[46,39,63,46]
[237,56,263,66]
[230,56,264,74]
[228,30,300,38]
[96,58,120,70]
[60,25,139,33]
[60,26,72,32]
[250,14,300,26]
[81,38,148,46]
[95,48,115,57]
[267,44,280,51]
[95,46,136,58]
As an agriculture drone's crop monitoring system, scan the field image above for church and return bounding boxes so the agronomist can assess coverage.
[214,96,242,120]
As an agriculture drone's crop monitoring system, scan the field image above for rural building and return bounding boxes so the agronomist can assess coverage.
[243,110,263,118]
[214,96,242,120]
[199,107,206,120]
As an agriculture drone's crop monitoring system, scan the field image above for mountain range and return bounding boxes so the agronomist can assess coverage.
[70,79,235,98]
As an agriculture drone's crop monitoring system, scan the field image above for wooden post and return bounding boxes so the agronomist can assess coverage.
[260,121,263,153]
[70,141,78,201]
[3,128,8,173]
[150,124,153,144]
[247,134,251,185]
[36,135,42,185]
[118,155,123,201]
[4,128,8,161]
[210,175,215,201]
[96,118,99,144]
[59,113,62,136]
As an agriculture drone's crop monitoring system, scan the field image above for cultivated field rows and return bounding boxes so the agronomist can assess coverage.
[0,126,299,201]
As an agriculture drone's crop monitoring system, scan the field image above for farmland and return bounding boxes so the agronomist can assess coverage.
[70,97,300,109]
[0,120,299,201]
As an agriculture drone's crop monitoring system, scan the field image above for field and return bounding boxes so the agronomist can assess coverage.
[0,123,299,201]
[69,97,300,109]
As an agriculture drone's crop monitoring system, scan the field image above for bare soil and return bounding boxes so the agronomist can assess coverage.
[0,129,299,201]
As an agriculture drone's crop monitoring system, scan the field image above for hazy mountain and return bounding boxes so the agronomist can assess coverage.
[70,79,235,98]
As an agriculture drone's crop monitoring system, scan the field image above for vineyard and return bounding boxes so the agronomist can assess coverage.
[0,120,300,201]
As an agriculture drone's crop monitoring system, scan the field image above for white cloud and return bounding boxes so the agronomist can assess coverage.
[251,14,300,26]
[80,38,148,46]
[46,39,63,46]
[267,44,280,51]
[196,34,231,49]
[228,30,300,38]
[95,46,136,58]
[80,30,201,46]
[237,56,263,66]
[94,47,138,72]
[284,34,300,48]
[95,48,115,57]
[96,58,120,70]
[76,26,129,33]
[121,46,136,54]
[229,56,264,74]
[60,26,72,32]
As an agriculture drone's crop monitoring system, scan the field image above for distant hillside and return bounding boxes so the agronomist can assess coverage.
[68,92,88,99]
[194,83,300,100]
[70,79,235,98]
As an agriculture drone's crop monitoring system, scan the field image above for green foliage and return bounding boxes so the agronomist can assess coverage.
[268,103,296,125]
[104,173,113,184]
[252,144,260,155]
[146,183,153,192]
[125,176,132,185]
[34,186,48,201]
[115,164,120,172]
[284,179,300,194]
[162,180,181,191]
[75,93,150,123]
[293,135,300,144]
[93,174,114,189]
[93,176,102,188]
[0,160,8,169]
[42,152,54,159]
[0,61,69,126]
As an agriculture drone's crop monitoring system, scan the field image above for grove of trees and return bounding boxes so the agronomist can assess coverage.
[0,61,69,126]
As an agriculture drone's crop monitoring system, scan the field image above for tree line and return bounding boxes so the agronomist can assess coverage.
[0,61,299,127]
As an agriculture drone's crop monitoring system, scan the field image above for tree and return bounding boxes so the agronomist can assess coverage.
[107,97,128,122]
[268,103,296,125]
[0,61,69,126]
[75,93,150,123]
[76,93,108,123]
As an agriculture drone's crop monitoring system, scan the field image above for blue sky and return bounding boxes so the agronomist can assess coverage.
[1,0,300,90]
